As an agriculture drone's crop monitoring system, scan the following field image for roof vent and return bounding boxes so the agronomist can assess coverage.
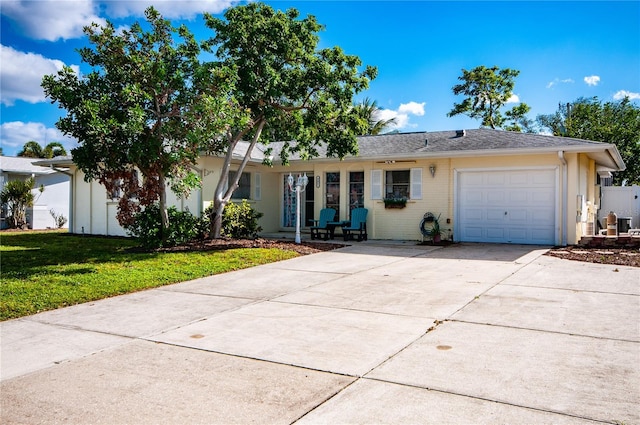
[456,130,466,137]
[424,138,428,146]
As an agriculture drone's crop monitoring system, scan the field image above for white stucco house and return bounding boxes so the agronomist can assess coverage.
[38,129,625,245]
[0,156,71,229]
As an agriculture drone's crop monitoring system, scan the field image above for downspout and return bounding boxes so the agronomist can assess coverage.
[51,166,74,234]
[558,151,567,246]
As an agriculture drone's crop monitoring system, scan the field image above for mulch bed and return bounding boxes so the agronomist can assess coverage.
[156,237,346,256]
[545,246,640,268]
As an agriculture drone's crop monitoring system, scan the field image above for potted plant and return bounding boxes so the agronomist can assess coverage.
[383,197,408,209]
[429,215,443,243]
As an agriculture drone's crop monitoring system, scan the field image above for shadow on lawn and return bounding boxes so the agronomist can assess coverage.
[1,231,157,279]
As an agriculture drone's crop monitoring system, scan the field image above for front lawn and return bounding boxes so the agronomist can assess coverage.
[0,230,299,321]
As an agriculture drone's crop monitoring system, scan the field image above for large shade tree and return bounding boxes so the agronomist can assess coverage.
[202,3,376,237]
[537,97,640,185]
[42,7,236,240]
[448,65,532,132]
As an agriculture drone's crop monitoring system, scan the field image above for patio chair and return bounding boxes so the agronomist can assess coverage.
[309,208,337,240]
[343,208,368,241]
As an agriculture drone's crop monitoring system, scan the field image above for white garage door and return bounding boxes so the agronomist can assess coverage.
[457,169,557,245]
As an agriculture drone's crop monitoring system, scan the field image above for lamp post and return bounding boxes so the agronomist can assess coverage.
[288,172,309,244]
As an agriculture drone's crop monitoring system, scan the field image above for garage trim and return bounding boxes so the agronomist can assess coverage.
[453,166,560,245]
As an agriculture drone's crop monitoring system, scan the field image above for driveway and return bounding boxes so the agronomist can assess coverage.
[1,242,638,424]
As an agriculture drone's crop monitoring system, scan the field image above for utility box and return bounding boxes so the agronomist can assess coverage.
[618,217,632,234]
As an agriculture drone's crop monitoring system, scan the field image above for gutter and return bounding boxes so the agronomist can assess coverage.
[558,151,567,246]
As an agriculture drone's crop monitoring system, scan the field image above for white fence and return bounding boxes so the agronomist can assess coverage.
[598,185,640,232]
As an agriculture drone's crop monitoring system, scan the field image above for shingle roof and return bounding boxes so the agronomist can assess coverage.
[34,129,625,171]
[357,128,610,157]
[1,156,57,175]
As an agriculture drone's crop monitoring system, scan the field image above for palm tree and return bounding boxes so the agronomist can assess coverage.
[17,141,44,158]
[354,97,397,135]
[42,142,67,158]
[17,141,67,158]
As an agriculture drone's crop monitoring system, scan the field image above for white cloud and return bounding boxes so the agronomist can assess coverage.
[1,121,78,155]
[613,90,640,100]
[0,0,105,41]
[103,0,240,19]
[0,45,80,106]
[397,101,425,116]
[584,75,600,86]
[374,101,426,130]
[506,94,520,103]
[546,78,574,89]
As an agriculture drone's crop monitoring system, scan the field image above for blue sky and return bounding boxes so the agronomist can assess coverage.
[1,1,639,156]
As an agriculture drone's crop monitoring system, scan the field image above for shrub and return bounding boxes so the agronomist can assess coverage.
[49,209,68,228]
[125,203,199,249]
[200,200,263,239]
[222,200,263,239]
[1,178,38,229]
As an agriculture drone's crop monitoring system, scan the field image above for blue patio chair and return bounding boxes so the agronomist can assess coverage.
[343,208,368,241]
[310,208,337,240]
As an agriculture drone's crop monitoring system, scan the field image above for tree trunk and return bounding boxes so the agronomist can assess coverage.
[209,198,226,239]
[158,173,170,244]
[208,120,265,239]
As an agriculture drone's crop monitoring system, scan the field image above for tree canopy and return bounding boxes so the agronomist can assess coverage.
[42,3,375,241]
[42,7,236,239]
[448,65,532,132]
[537,97,640,185]
[202,3,376,237]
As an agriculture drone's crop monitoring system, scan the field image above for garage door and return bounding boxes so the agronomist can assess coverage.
[457,169,557,245]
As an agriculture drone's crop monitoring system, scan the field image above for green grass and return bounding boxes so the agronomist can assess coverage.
[0,230,299,321]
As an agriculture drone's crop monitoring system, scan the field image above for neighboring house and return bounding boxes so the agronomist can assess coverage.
[38,129,625,245]
[0,156,71,229]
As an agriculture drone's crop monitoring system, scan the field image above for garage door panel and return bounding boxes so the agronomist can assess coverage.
[486,227,506,240]
[458,169,556,245]
[464,191,483,204]
[487,191,506,204]
[507,209,528,222]
[463,227,483,239]
[487,209,505,220]
[507,228,528,240]
[508,191,528,203]
[487,173,507,185]
[507,172,528,185]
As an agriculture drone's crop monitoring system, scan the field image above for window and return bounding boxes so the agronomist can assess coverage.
[325,172,340,213]
[230,171,251,199]
[107,170,139,200]
[371,168,422,200]
[385,170,410,199]
[108,178,123,200]
[349,171,364,212]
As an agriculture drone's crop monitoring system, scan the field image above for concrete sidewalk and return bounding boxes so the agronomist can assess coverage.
[1,242,638,424]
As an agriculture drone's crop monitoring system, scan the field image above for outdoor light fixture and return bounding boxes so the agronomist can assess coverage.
[288,172,309,244]
[429,164,436,178]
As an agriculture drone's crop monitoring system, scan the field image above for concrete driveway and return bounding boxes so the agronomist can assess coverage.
[1,242,638,424]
